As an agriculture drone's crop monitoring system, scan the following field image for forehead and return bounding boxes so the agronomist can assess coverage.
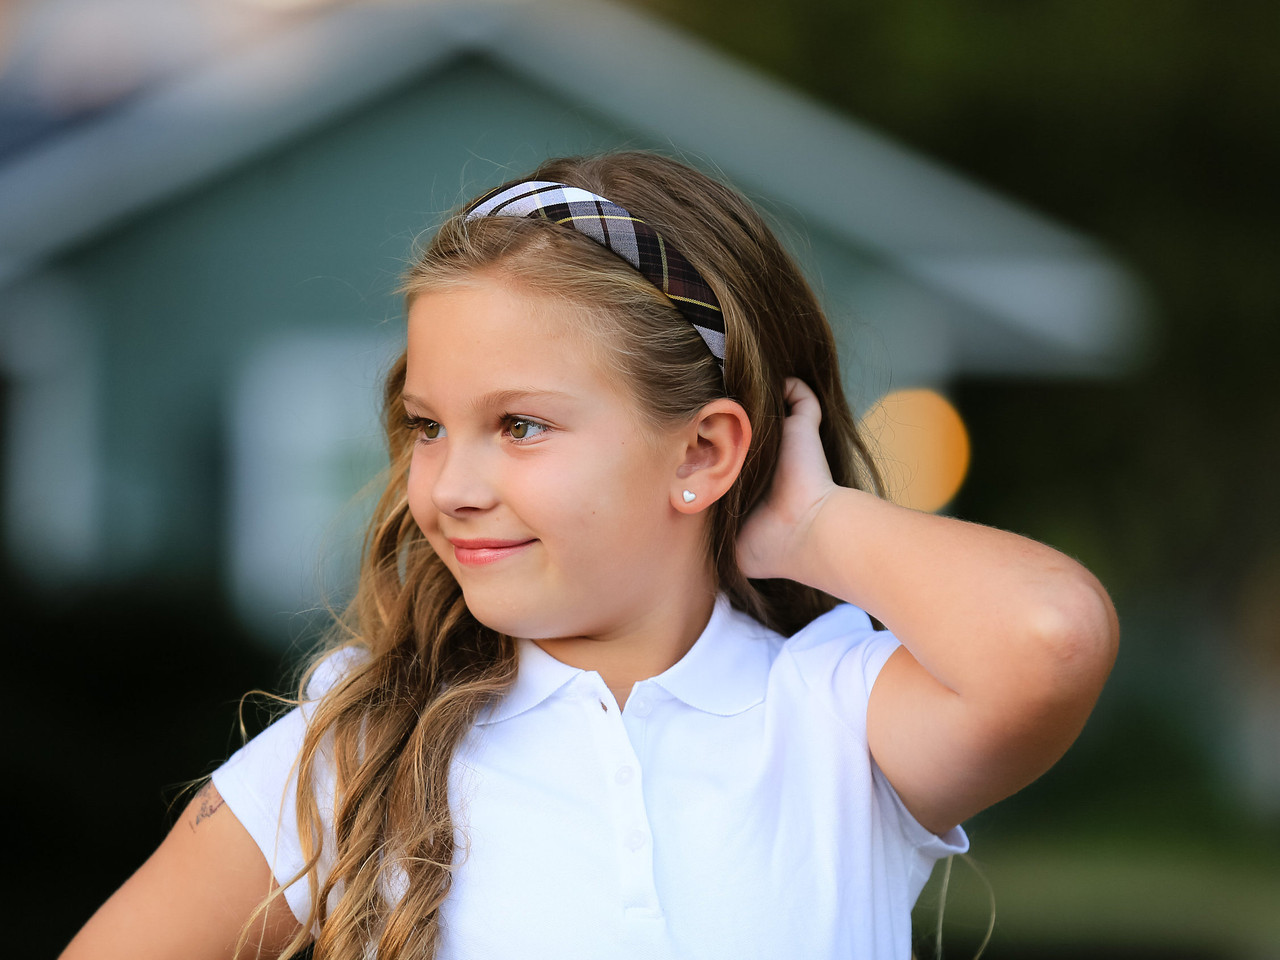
[404,279,629,408]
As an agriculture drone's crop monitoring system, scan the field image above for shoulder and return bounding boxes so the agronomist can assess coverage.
[773,604,902,730]
[784,603,898,668]
[784,603,878,651]
[304,643,372,701]
[215,644,370,787]
[206,644,369,929]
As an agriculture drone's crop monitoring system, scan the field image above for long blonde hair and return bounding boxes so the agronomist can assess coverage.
[255,151,885,959]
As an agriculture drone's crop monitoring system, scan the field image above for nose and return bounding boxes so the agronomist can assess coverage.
[429,439,499,517]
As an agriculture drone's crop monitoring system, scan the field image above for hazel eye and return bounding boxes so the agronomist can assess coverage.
[507,418,548,441]
[403,414,445,442]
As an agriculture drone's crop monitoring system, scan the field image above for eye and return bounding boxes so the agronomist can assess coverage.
[506,417,550,442]
[403,414,445,442]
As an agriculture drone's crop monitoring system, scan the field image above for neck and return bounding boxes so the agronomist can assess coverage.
[532,589,717,710]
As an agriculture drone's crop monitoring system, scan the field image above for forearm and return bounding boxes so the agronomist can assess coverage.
[793,487,1119,710]
[736,377,1118,827]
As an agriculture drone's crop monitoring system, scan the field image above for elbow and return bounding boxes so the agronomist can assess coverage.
[961,569,1119,783]
[1026,567,1120,701]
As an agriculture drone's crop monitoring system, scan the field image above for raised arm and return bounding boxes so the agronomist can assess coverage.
[59,782,304,960]
[738,379,1119,835]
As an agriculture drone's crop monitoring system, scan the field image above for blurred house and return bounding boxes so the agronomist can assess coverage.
[0,0,1145,640]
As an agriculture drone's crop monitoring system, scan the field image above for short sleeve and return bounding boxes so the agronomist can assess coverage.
[782,603,902,738]
[872,763,969,866]
[210,646,366,926]
[211,708,314,924]
[782,604,970,860]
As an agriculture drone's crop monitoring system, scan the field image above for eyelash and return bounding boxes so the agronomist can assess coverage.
[402,414,441,443]
[503,416,551,442]
[401,414,551,444]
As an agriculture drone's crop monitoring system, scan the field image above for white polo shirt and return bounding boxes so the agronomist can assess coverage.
[213,596,967,959]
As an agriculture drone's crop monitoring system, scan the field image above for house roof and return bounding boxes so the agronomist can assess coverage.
[0,0,1147,375]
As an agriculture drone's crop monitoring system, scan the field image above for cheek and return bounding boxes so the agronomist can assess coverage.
[555,448,672,538]
[406,449,438,535]
[507,460,579,529]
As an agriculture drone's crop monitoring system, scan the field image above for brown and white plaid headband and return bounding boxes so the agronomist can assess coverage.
[465,181,726,368]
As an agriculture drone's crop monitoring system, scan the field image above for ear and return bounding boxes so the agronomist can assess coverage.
[670,398,752,513]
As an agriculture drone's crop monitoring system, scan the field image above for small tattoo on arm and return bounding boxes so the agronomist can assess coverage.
[189,782,225,832]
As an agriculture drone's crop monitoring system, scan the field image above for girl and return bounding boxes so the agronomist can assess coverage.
[61,152,1118,960]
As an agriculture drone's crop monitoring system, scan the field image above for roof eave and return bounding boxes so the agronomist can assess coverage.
[0,0,1148,373]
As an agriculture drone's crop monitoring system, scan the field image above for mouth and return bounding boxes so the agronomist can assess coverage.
[447,537,536,567]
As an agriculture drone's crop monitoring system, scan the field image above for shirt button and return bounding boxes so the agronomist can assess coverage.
[631,698,652,718]
[614,765,635,786]
[626,829,647,851]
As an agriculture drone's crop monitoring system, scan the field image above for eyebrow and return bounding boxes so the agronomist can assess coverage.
[401,388,578,413]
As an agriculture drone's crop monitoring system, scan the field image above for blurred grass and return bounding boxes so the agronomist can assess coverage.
[913,836,1280,957]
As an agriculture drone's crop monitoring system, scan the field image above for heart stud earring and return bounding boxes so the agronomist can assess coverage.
[682,490,697,503]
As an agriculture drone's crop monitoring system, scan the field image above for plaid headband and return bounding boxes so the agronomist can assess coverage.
[465,180,726,367]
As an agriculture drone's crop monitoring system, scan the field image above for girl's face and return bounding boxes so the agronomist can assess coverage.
[404,278,699,642]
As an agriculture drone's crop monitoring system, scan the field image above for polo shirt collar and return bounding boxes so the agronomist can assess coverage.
[476,594,773,724]
[649,594,773,717]
[477,638,583,725]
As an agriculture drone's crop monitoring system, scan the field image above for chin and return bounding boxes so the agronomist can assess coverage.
[458,589,557,640]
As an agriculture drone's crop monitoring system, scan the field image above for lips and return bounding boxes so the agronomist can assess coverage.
[447,537,536,567]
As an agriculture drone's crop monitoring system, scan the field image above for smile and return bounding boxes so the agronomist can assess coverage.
[448,538,536,567]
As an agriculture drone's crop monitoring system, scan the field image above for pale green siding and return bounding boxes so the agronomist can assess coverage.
[51,55,888,608]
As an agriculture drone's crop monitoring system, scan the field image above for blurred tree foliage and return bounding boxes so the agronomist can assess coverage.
[629,0,1280,830]
[630,0,1279,638]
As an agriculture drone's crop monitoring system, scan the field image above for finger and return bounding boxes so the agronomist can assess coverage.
[782,377,822,425]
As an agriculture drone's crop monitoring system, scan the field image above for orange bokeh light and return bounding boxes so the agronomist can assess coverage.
[859,388,971,513]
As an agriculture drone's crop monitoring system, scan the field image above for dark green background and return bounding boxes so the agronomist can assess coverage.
[625,1,1280,954]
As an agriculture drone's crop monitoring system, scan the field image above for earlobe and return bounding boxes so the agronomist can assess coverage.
[672,399,752,512]
[673,485,701,513]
